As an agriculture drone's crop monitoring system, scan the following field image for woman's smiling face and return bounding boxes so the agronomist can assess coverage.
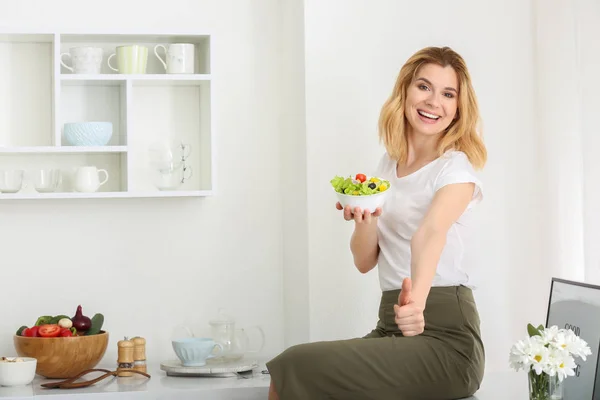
[404,63,459,138]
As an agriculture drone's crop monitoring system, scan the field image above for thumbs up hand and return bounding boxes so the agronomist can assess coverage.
[393,277,425,337]
[398,276,413,306]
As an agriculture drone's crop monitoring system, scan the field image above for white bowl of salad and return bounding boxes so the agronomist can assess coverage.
[331,173,391,213]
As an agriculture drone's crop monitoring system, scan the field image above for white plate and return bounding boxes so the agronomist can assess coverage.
[160,358,258,377]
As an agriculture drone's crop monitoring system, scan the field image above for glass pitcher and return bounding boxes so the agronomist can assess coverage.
[209,309,265,361]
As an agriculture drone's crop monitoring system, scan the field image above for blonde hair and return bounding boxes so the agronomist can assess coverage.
[378,46,487,169]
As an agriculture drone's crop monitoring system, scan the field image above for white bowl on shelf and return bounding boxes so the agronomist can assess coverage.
[0,357,37,387]
[63,122,113,146]
[335,188,390,213]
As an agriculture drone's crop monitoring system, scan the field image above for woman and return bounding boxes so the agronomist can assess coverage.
[266,46,487,400]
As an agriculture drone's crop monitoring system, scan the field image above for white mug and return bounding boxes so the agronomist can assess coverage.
[61,47,103,74]
[154,44,195,74]
[74,166,109,193]
[107,45,148,74]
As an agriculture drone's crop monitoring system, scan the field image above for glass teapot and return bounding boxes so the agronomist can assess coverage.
[209,309,265,361]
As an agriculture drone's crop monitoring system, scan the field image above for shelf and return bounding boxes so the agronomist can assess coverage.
[0,39,53,146]
[59,33,210,44]
[0,146,127,154]
[60,83,128,146]
[0,33,54,43]
[0,30,215,199]
[60,33,210,75]
[61,74,211,87]
[0,190,213,200]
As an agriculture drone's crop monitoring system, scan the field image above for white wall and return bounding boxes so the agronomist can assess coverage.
[0,0,286,363]
[534,0,586,284]
[580,0,600,284]
[279,0,310,348]
[302,0,547,373]
[534,0,600,285]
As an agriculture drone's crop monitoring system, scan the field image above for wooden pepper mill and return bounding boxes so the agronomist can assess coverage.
[132,336,147,374]
[117,337,134,377]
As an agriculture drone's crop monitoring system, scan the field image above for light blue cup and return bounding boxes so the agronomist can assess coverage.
[63,122,113,146]
[172,338,224,367]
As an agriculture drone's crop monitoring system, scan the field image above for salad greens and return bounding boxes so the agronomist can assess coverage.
[331,173,390,196]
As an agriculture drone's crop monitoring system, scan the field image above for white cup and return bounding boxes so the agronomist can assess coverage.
[0,170,26,193]
[74,166,109,193]
[32,169,62,193]
[60,47,103,74]
[154,44,195,74]
[153,165,192,191]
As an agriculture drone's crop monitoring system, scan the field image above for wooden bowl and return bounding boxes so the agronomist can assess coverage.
[13,331,109,378]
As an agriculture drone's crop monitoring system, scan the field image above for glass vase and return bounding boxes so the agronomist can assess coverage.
[528,370,563,400]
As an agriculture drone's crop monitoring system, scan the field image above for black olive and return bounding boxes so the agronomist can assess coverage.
[368,182,376,189]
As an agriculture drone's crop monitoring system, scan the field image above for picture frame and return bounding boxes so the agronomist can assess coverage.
[545,277,600,400]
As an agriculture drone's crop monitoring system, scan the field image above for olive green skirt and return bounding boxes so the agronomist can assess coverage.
[266,285,485,400]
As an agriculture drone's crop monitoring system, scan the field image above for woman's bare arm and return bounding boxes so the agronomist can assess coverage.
[335,203,381,274]
[410,183,476,306]
[350,211,380,274]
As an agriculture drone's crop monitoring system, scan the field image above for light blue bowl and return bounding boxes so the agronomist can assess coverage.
[63,122,113,146]
[172,338,224,367]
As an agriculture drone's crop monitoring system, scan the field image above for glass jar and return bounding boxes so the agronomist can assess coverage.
[528,370,563,400]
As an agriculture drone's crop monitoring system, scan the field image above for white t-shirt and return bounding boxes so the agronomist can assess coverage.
[374,150,483,291]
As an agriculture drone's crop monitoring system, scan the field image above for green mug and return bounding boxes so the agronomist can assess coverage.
[107,45,148,74]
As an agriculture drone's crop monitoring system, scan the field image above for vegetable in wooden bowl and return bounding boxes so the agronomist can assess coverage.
[12,305,108,378]
[13,331,109,379]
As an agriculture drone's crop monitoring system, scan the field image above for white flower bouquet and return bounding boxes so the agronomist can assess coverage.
[509,323,592,400]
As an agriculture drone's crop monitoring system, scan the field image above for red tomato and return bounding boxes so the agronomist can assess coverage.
[23,326,40,337]
[38,324,61,338]
[59,328,73,337]
[355,173,367,183]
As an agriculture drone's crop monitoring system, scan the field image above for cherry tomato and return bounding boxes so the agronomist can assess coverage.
[59,328,73,337]
[38,324,61,338]
[23,326,40,337]
[355,173,367,183]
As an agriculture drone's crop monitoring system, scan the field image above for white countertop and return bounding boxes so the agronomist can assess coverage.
[0,360,271,400]
[468,371,528,400]
[0,361,529,400]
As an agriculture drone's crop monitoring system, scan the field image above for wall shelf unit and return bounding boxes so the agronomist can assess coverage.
[0,30,214,200]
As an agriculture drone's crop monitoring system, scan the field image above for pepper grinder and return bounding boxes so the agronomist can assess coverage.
[132,336,147,374]
[117,337,134,377]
